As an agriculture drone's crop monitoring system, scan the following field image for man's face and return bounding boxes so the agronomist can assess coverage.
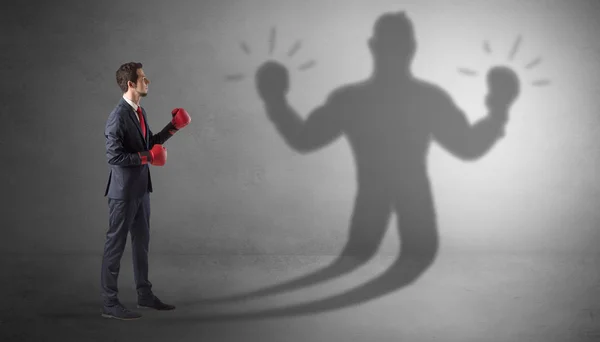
[130,68,150,97]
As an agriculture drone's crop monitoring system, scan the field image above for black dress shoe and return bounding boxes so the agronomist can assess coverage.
[101,302,142,320]
[137,295,176,310]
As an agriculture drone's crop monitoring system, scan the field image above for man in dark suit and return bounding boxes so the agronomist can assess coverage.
[101,62,191,320]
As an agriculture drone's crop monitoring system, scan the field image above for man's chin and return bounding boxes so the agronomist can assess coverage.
[140,92,148,97]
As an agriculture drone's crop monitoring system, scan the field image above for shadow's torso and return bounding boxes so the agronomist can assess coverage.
[339,79,436,194]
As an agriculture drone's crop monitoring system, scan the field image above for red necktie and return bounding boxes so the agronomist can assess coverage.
[136,106,146,138]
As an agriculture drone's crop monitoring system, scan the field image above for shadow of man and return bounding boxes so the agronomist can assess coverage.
[191,11,520,319]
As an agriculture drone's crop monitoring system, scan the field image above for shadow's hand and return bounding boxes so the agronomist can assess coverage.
[255,60,289,105]
[485,66,520,121]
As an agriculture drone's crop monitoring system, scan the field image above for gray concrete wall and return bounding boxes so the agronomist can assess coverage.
[2,0,600,299]
[4,0,599,256]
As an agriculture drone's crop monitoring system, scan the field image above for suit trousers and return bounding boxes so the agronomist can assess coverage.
[101,192,153,305]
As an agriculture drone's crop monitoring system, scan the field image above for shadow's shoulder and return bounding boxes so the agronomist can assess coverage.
[411,77,460,111]
[413,77,453,99]
[325,79,371,102]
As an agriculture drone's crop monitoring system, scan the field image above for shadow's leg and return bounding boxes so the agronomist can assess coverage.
[394,187,439,263]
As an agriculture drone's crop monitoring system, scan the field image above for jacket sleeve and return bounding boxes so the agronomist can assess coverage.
[149,121,178,147]
[105,112,143,166]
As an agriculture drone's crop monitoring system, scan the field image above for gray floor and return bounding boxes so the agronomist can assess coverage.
[1,251,599,342]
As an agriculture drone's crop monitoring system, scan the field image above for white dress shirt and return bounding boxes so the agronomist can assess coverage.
[123,95,141,122]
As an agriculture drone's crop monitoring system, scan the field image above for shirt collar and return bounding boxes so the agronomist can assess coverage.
[122,95,140,112]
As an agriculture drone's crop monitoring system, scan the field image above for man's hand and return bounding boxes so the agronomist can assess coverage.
[255,60,289,105]
[139,144,167,166]
[149,144,167,166]
[171,108,191,130]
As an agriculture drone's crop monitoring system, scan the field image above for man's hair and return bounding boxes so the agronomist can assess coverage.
[116,62,143,93]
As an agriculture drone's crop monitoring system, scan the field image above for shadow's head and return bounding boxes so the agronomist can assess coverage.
[368,12,416,77]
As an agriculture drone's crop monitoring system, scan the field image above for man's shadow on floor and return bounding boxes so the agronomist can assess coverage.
[175,10,520,322]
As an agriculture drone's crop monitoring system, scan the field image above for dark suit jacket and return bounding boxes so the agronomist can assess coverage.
[104,97,173,200]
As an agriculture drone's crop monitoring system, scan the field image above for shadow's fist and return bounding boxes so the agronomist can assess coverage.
[255,60,289,103]
[485,66,520,117]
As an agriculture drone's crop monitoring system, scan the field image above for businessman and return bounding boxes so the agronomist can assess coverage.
[101,62,191,320]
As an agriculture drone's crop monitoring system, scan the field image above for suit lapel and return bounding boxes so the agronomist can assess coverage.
[120,98,147,144]
[130,108,147,143]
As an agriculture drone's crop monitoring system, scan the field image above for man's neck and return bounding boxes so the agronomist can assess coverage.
[124,91,141,106]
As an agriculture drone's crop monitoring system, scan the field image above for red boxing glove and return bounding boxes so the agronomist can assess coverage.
[150,144,167,166]
[171,108,191,130]
[139,144,167,166]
